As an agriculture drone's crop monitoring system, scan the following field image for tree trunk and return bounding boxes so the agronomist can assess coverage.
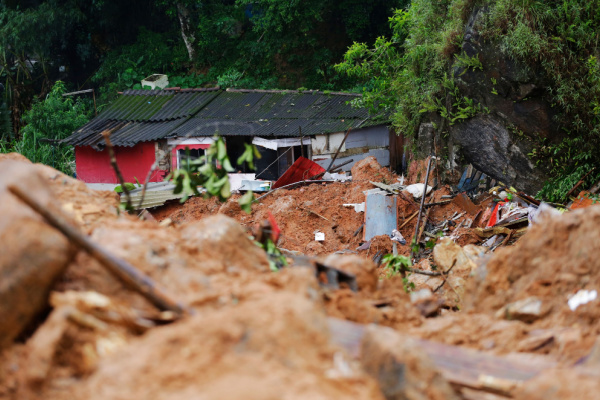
[176,2,196,62]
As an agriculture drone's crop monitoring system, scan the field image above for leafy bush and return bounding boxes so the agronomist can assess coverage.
[1,81,90,174]
[337,0,600,202]
[336,0,479,137]
[479,0,600,201]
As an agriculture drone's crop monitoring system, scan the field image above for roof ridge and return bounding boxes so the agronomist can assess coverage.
[164,87,221,92]
[225,88,362,97]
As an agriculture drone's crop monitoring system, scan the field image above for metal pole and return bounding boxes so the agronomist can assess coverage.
[412,155,436,257]
[326,127,352,173]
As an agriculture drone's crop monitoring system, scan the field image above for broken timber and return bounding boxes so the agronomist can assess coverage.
[8,185,189,317]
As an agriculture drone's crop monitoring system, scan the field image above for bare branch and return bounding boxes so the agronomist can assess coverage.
[101,129,131,210]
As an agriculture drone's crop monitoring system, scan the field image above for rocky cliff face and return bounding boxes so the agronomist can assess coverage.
[439,6,562,193]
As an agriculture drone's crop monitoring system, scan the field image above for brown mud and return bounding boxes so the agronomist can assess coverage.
[1,153,598,399]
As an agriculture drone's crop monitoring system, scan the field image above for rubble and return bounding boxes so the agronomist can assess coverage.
[3,152,600,399]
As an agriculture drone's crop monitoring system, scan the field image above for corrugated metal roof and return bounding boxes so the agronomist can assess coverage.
[64,88,386,148]
[169,117,365,138]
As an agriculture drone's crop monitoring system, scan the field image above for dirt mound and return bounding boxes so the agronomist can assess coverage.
[7,153,598,399]
[351,156,394,183]
[69,292,384,400]
[151,157,424,258]
[455,206,600,362]
[325,275,423,330]
[465,206,600,328]
[0,153,31,163]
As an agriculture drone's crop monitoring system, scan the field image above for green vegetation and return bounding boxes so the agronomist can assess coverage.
[2,0,600,202]
[168,136,259,212]
[0,81,90,174]
[336,0,479,137]
[0,0,406,168]
[381,254,415,292]
[337,0,600,202]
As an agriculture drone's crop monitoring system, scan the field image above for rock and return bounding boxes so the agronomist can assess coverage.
[180,215,270,272]
[322,254,378,293]
[0,160,76,349]
[501,297,549,323]
[405,184,432,200]
[442,276,466,309]
[515,331,555,353]
[360,325,460,400]
[304,240,324,256]
[450,115,547,193]
[446,6,561,192]
[432,238,477,273]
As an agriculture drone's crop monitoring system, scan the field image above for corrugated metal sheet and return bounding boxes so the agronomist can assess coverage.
[170,117,364,138]
[271,156,325,189]
[64,88,387,148]
[126,190,186,210]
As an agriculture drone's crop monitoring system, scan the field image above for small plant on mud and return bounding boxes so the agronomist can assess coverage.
[256,239,287,271]
[168,136,260,213]
[381,254,415,292]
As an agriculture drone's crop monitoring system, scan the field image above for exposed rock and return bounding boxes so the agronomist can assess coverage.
[432,238,480,273]
[450,115,546,192]
[499,297,549,323]
[445,6,563,192]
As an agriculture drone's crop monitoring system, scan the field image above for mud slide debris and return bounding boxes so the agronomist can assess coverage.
[1,153,599,400]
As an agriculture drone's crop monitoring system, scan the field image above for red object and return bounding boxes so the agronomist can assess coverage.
[485,202,505,228]
[570,191,596,210]
[75,142,167,183]
[267,211,281,242]
[271,156,325,189]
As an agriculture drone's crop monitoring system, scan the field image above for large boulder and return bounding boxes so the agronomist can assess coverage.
[446,6,562,192]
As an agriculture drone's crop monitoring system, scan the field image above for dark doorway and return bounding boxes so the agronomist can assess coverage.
[225,136,253,173]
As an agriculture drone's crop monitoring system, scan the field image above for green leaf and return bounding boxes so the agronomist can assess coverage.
[222,157,235,172]
[239,190,255,213]
[217,139,227,159]
[220,177,231,199]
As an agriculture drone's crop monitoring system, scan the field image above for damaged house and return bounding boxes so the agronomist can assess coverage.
[64,87,395,184]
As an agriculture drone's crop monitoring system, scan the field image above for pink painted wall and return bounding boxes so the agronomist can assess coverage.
[75,142,167,183]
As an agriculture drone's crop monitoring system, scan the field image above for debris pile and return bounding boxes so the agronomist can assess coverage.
[2,153,600,399]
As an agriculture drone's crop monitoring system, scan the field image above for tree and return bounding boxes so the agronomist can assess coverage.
[5,81,90,173]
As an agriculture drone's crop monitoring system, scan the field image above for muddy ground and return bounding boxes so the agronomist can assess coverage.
[1,153,599,400]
